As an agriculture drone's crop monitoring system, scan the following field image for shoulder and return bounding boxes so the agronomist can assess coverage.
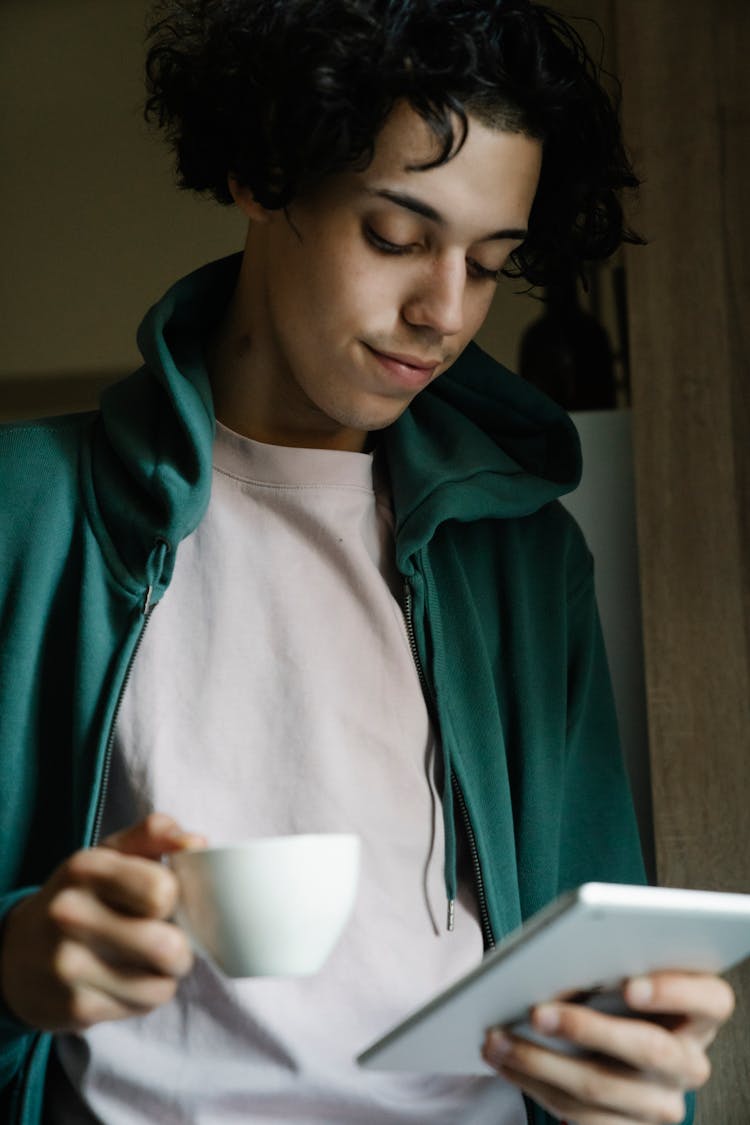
[0,411,95,530]
[505,498,594,597]
[0,410,94,475]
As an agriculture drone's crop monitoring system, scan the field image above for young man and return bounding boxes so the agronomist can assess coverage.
[0,2,735,1122]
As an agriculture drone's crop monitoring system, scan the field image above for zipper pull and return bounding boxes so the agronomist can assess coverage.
[447,899,455,932]
[143,538,170,616]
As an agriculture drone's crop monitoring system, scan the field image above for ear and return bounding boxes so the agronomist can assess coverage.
[227,175,272,223]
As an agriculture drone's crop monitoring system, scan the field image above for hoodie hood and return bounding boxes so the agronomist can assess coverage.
[384,341,581,572]
[93,252,580,590]
[92,258,229,591]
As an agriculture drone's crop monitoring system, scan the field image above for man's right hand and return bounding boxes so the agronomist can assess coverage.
[0,813,206,1033]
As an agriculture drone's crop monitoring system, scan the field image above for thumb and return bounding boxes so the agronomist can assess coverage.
[102,812,208,859]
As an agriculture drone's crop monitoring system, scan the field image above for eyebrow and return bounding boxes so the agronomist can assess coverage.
[366,187,528,242]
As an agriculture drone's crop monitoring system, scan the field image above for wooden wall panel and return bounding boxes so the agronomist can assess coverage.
[615,2,750,1119]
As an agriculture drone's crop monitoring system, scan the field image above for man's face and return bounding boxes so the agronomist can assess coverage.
[230,101,543,450]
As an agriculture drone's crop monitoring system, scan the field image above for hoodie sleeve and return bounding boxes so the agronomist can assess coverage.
[559,551,647,890]
[0,889,39,1096]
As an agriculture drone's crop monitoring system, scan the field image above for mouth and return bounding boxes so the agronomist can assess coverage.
[363,344,441,388]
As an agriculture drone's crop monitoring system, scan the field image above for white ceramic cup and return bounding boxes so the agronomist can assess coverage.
[168,833,361,977]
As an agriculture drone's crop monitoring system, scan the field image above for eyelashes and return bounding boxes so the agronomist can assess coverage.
[363,224,503,283]
[468,262,504,283]
[364,224,412,256]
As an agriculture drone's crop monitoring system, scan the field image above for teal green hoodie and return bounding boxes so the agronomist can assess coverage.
[0,255,690,1124]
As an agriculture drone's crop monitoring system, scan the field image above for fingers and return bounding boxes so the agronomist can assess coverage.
[481,972,731,1125]
[521,999,711,1088]
[625,972,736,1045]
[102,811,207,859]
[54,847,180,919]
[62,809,208,918]
[497,1064,679,1125]
[48,885,192,978]
[49,941,182,1030]
[0,866,193,1032]
[0,814,205,1034]
[483,1031,688,1124]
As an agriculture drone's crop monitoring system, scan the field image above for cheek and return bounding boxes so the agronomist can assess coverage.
[312,262,396,343]
[296,246,369,325]
[268,268,360,375]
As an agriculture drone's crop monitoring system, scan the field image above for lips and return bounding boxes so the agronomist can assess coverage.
[371,347,442,372]
[364,342,445,387]
[363,344,442,392]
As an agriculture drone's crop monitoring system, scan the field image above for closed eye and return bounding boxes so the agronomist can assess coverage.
[364,225,411,255]
[364,224,503,284]
[467,259,504,283]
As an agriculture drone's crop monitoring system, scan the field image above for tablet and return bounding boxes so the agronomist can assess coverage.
[357,882,750,1074]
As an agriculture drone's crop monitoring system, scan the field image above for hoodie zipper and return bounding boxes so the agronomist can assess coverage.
[450,772,495,951]
[402,578,495,950]
[89,602,156,847]
[15,551,167,1124]
[89,542,167,847]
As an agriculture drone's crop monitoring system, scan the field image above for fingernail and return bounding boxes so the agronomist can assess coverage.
[166,828,207,850]
[163,822,186,839]
[628,976,654,1005]
[534,1004,561,1033]
[485,1030,513,1061]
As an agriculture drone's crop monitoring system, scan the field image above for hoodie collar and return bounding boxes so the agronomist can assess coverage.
[92,257,237,590]
[383,346,581,572]
[92,253,581,588]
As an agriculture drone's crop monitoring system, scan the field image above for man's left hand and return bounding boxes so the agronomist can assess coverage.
[482,971,735,1124]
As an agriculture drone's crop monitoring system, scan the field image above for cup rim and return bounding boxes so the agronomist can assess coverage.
[168,832,361,859]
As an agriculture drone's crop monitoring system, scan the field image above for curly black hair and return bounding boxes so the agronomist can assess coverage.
[144,0,643,284]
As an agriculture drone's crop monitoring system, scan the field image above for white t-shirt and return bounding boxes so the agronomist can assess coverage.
[49,422,525,1124]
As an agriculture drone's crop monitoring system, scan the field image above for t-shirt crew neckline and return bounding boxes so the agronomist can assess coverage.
[213,419,376,491]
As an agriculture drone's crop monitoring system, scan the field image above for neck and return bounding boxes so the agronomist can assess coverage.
[206,247,369,452]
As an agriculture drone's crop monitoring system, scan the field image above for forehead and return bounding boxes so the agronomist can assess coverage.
[351,100,543,230]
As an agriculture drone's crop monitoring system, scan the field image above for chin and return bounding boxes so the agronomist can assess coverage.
[317,385,413,431]
[349,400,414,435]
[366,406,411,432]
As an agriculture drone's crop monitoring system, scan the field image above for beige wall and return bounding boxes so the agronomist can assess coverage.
[0,0,243,380]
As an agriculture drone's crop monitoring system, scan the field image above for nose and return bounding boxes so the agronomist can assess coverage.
[401,257,466,338]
